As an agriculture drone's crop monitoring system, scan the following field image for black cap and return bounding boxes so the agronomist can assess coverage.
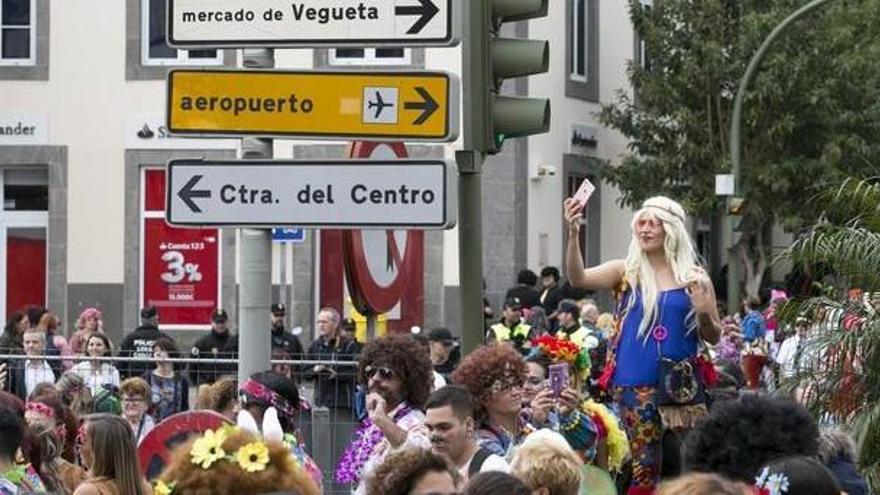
[140,305,157,319]
[212,309,228,323]
[427,327,454,343]
[557,300,579,319]
[504,297,523,310]
[271,303,286,316]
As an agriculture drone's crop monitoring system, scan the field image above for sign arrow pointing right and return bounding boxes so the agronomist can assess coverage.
[395,0,440,35]
[178,175,211,213]
[404,87,439,125]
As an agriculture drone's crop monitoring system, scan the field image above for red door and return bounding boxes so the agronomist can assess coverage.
[5,227,47,314]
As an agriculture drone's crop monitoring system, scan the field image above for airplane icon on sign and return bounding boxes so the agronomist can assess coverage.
[367,91,395,119]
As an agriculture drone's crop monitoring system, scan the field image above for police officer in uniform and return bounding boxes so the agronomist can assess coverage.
[119,306,173,379]
[269,303,304,360]
[486,297,534,355]
[188,309,237,385]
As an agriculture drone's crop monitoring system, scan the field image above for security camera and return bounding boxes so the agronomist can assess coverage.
[537,165,556,176]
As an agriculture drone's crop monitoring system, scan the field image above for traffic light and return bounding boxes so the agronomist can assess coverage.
[462,0,551,154]
[728,196,746,215]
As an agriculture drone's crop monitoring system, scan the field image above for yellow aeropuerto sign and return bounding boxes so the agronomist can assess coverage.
[166,69,458,142]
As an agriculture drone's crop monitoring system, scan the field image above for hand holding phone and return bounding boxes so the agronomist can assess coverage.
[548,363,569,400]
[570,178,595,212]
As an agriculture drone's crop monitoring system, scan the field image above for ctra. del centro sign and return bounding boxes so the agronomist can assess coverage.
[165,158,457,229]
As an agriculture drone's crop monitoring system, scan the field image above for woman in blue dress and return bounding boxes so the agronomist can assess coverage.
[564,195,722,494]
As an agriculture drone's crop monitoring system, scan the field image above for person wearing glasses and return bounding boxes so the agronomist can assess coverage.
[336,334,433,495]
[118,377,154,446]
[452,344,535,459]
[564,195,723,493]
[522,354,556,428]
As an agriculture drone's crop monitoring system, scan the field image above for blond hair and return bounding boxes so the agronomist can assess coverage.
[23,326,45,342]
[595,313,615,333]
[625,196,701,339]
[657,473,751,495]
[510,429,581,495]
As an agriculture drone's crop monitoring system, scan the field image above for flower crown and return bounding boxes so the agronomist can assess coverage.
[25,401,55,418]
[153,424,296,495]
[531,334,591,380]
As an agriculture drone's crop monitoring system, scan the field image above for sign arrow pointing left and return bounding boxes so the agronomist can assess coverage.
[404,87,439,125]
[395,0,440,35]
[178,175,211,213]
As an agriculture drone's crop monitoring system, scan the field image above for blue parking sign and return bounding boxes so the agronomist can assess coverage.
[271,228,306,243]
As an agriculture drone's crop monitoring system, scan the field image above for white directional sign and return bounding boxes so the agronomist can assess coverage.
[166,159,456,229]
[167,0,457,48]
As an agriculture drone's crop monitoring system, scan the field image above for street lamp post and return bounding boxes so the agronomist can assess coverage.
[726,0,836,314]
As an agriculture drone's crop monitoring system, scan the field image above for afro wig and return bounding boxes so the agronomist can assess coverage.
[685,394,819,482]
[451,344,526,424]
[357,334,434,409]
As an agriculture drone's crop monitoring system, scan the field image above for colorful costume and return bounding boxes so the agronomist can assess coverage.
[0,464,46,494]
[601,279,710,494]
[530,335,629,472]
[336,402,429,495]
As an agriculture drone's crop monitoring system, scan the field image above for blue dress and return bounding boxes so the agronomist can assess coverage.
[613,288,697,388]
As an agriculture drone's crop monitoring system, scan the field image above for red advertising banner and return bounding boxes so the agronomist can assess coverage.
[142,218,219,327]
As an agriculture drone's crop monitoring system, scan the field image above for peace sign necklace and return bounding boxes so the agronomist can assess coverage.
[652,291,669,342]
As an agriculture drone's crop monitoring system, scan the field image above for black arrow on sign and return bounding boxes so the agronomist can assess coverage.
[404,87,439,125]
[178,175,211,213]
[395,0,440,35]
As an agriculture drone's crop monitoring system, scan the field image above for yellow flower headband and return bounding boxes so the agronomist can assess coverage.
[154,426,276,495]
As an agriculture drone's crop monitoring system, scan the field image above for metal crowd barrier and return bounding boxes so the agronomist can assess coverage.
[0,351,363,494]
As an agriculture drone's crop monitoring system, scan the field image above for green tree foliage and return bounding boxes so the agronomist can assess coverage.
[599,0,880,299]
[780,178,880,491]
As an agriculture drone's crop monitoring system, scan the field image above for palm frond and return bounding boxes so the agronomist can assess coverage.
[821,177,880,228]
[783,225,880,290]
[778,175,880,492]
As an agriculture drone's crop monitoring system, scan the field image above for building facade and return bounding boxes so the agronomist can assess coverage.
[0,0,640,345]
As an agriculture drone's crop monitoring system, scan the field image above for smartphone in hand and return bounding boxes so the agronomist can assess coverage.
[570,178,595,212]
[548,363,569,400]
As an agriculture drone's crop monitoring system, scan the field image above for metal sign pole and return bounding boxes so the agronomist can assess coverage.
[457,0,488,356]
[366,314,378,341]
[237,48,274,384]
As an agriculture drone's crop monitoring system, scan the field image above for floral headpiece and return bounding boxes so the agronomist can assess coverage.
[239,379,296,420]
[25,401,55,418]
[754,466,790,495]
[153,424,293,495]
[531,334,591,381]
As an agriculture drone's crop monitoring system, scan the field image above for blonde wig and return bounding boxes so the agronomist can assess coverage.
[624,196,701,339]
[510,429,582,495]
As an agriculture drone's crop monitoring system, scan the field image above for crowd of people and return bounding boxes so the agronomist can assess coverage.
[0,194,871,495]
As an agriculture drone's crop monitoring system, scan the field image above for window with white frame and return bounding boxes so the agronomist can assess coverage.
[328,47,411,66]
[566,0,598,101]
[0,0,36,65]
[140,0,222,66]
[570,0,588,83]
